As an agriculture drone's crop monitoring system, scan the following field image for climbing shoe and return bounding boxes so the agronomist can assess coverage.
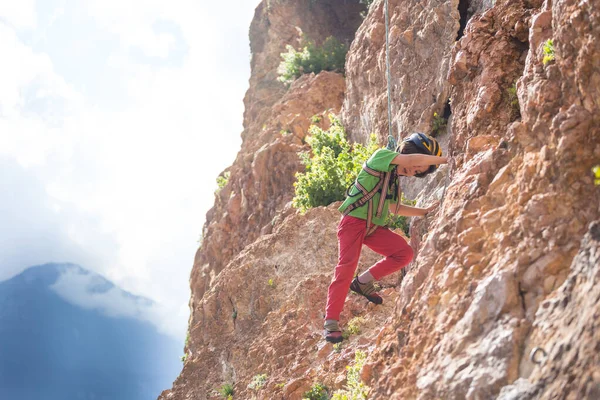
[350,277,383,305]
[324,320,343,344]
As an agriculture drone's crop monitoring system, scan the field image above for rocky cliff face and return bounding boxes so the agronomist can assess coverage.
[160,0,600,399]
[190,0,365,305]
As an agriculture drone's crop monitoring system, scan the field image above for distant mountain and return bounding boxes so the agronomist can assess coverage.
[0,263,182,400]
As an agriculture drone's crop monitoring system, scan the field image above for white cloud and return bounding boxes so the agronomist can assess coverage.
[0,0,37,29]
[0,0,260,340]
[51,265,153,319]
[50,265,189,339]
[0,25,83,168]
[0,157,120,282]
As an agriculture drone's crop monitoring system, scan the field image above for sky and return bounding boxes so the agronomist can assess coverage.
[0,0,261,340]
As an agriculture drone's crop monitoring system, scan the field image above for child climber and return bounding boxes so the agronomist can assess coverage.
[324,132,448,343]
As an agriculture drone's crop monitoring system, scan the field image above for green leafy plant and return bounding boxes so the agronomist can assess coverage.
[268,278,276,288]
[180,353,188,363]
[332,351,370,400]
[302,383,329,400]
[280,129,292,136]
[333,343,343,353]
[431,112,447,136]
[219,383,234,398]
[543,39,555,64]
[278,36,347,85]
[216,171,230,192]
[275,382,286,389]
[593,165,600,185]
[506,83,520,120]
[248,374,268,391]
[293,116,379,213]
[311,114,323,124]
[342,316,365,340]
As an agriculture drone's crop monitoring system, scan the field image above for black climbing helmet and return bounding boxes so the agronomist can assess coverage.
[396,132,443,178]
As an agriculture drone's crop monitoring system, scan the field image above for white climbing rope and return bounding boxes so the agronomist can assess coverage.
[383,0,453,210]
[384,0,393,141]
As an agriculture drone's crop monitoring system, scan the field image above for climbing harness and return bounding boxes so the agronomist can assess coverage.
[343,162,398,236]
[530,347,548,365]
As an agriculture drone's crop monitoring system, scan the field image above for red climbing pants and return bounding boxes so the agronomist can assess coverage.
[325,215,414,321]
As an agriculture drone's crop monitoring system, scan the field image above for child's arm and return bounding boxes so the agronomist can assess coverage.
[391,153,448,167]
[394,202,439,217]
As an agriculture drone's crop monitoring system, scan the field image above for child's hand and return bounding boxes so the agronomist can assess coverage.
[423,201,440,216]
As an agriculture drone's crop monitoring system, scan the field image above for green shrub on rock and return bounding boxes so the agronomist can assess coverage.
[293,116,379,213]
[303,382,329,400]
[332,350,370,400]
[248,374,268,390]
[543,39,555,64]
[278,36,347,85]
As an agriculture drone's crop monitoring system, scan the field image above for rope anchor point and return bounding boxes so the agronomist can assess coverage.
[530,347,548,365]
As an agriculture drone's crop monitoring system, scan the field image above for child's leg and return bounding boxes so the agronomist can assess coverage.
[324,216,366,321]
[363,227,414,280]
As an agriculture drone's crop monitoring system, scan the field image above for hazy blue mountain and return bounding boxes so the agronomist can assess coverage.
[0,263,182,400]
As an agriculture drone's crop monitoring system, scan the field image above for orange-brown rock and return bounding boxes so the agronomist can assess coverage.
[161,0,600,398]
[341,0,460,144]
[161,204,399,400]
[366,0,600,398]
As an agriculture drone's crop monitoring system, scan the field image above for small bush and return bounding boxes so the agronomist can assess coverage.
[543,39,555,64]
[278,36,347,85]
[248,374,268,391]
[332,351,370,400]
[303,383,329,400]
[506,83,520,120]
[180,353,188,363]
[267,278,276,288]
[431,112,447,136]
[219,383,234,398]
[593,165,600,185]
[342,316,365,340]
[293,116,379,213]
[216,171,230,192]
